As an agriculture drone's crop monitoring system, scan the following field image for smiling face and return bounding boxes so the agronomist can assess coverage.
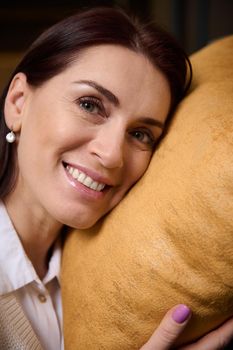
[5,45,170,229]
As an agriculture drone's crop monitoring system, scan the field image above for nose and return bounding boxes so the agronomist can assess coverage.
[90,123,125,169]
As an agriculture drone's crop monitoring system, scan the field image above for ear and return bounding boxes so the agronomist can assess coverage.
[4,72,29,132]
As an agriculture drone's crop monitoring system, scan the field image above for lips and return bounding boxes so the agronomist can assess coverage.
[64,164,106,192]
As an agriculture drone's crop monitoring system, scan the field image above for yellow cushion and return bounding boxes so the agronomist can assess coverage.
[61,35,233,349]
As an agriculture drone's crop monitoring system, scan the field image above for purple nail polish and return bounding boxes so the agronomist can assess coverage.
[172,304,191,324]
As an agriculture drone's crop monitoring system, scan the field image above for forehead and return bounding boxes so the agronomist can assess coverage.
[71,44,152,75]
[64,44,168,91]
[41,44,171,119]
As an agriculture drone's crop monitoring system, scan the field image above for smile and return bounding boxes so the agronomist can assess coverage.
[66,165,106,192]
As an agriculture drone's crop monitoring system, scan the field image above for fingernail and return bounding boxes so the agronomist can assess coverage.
[172,304,191,324]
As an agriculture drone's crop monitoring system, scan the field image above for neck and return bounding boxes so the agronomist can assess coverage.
[4,194,63,280]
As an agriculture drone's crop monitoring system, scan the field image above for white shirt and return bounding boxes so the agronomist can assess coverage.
[0,201,64,350]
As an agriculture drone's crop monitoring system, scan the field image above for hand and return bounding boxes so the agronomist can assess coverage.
[140,304,191,350]
[140,304,233,350]
[179,316,233,350]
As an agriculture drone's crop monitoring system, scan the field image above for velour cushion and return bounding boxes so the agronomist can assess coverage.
[61,36,233,349]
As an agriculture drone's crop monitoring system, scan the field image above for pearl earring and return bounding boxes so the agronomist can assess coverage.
[6,130,16,143]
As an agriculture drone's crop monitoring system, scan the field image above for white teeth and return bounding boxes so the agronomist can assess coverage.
[78,172,86,182]
[83,176,93,187]
[97,183,105,191]
[66,165,106,192]
[68,167,74,175]
[72,168,80,179]
[90,181,99,190]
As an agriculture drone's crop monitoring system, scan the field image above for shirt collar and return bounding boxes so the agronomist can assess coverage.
[43,238,61,285]
[0,200,61,295]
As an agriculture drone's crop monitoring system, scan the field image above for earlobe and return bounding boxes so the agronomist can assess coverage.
[4,72,28,131]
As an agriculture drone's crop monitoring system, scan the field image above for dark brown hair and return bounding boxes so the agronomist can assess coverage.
[0,6,192,198]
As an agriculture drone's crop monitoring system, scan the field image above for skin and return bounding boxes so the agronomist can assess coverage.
[4,45,170,278]
[3,44,233,349]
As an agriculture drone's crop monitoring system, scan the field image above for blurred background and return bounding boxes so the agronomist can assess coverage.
[0,0,233,91]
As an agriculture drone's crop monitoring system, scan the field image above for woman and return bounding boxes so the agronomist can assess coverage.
[0,6,232,350]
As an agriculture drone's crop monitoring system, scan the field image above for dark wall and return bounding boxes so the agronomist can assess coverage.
[0,0,233,91]
[0,0,233,54]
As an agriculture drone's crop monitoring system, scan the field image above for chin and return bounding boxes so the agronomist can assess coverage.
[54,202,111,230]
[67,221,98,230]
[62,214,102,231]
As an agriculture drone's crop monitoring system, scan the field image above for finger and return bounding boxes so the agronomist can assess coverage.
[179,317,233,350]
[140,304,191,350]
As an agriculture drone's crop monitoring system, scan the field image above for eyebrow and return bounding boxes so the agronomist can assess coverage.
[73,79,119,106]
[137,117,164,129]
[73,79,164,130]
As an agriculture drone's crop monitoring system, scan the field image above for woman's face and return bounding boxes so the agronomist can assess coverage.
[6,45,170,228]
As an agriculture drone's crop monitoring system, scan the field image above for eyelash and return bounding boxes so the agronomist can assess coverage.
[77,96,156,148]
[129,129,156,148]
[78,96,106,117]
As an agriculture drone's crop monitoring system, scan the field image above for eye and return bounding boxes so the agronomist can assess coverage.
[130,129,156,148]
[78,96,105,116]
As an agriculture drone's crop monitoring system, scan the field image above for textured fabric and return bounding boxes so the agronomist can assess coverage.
[0,201,63,349]
[61,36,233,349]
[0,293,42,349]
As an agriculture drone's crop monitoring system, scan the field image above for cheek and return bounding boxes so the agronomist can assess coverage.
[127,152,152,186]
[109,156,150,212]
[109,153,151,207]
